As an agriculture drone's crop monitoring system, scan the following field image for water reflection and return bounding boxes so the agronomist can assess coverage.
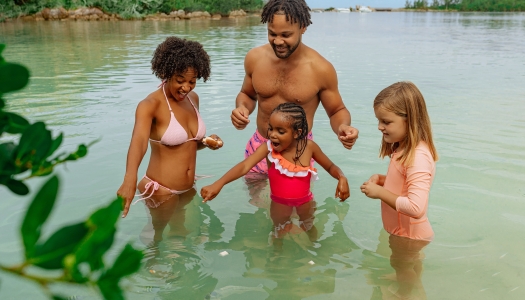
[206,197,358,299]
[362,230,429,300]
[129,189,224,298]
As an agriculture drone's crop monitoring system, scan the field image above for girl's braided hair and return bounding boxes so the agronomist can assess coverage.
[261,0,312,29]
[151,36,210,82]
[269,102,309,166]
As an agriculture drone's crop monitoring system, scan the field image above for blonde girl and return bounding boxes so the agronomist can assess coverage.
[360,81,438,241]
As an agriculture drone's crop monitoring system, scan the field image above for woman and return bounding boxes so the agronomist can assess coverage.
[118,36,222,218]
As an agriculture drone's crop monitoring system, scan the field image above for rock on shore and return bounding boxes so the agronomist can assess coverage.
[6,7,254,22]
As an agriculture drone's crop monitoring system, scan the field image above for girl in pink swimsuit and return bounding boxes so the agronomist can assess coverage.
[201,103,349,236]
[360,81,439,242]
[117,37,223,221]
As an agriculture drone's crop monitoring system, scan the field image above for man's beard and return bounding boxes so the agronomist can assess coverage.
[272,38,301,59]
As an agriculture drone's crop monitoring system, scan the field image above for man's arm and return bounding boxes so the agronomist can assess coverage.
[231,49,259,130]
[318,61,359,150]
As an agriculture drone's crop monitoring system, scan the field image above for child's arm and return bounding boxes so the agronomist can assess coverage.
[201,143,269,202]
[310,141,350,201]
[360,181,398,209]
[361,148,434,219]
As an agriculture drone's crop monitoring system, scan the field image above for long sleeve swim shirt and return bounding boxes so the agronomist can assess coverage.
[382,142,436,241]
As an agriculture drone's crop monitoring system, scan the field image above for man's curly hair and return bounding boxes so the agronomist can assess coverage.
[151,36,211,82]
[261,0,312,29]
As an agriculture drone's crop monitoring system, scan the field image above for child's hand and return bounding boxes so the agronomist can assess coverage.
[335,176,350,201]
[367,174,380,184]
[360,181,382,199]
[201,183,222,202]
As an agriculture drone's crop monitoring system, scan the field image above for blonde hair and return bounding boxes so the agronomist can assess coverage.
[374,81,438,166]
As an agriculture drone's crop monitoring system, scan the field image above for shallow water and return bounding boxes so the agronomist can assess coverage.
[1,12,525,299]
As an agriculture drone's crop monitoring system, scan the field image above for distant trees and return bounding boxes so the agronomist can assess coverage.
[405,0,525,11]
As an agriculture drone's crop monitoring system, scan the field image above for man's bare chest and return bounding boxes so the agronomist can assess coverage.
[252,67,320,102]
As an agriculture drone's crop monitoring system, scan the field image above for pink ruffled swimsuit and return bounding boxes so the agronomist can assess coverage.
[266,140,319,207]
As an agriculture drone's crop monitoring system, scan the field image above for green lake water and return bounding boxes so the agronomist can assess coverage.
[1,12,525,299]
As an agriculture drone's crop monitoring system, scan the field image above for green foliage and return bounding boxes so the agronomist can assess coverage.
[459,0,525,11]
[0,0,263,19]
[0,44,144,299]
[0,44,92,195]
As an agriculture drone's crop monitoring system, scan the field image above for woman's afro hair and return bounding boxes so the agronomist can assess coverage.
[151,36,211,82]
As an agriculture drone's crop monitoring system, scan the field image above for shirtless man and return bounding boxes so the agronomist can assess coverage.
[231,0,359,174]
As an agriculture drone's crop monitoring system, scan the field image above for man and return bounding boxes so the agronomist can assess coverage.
[231,0,359,174]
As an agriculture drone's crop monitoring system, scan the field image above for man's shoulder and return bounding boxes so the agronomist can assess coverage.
[304,46,334,73]
[246,44,271,59]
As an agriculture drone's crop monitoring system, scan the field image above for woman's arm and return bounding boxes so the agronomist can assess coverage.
[117,98,156,217]
[310,141,350,201]
[201,143,268,202]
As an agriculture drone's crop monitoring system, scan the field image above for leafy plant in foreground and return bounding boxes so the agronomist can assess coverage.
[0,44,143,299]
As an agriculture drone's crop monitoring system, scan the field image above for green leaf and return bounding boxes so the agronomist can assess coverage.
[89,197,122,228]
[0,44,5,60]
[21,175,59,258]
[64,144,88,162]
[103,244,143,280]
[0,142,16,174]
[14,122,52,169]
[4,112,30,134]
[47,133,63,157]
[73,198,122,271]
[6,178,29,195]
[32,222,89,269]
[96,244,143,300]
[97,277,123,300]
[0,62,30,94]
[0,112,8,133]
[52,295,67,300]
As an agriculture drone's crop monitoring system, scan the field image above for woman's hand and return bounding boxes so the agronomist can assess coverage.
[335,176,350,201]
[360,181,383,199]
[117,180,136,218]
[202,134,224,150]
[201,183,222,202]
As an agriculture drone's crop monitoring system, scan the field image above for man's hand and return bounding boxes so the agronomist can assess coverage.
[338,124,359,150]
[231,106,250,130]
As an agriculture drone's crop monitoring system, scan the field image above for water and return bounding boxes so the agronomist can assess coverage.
[1,12,525,299]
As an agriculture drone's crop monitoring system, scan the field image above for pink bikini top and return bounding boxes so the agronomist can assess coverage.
[150,85,206,146]
[266,141,318,199]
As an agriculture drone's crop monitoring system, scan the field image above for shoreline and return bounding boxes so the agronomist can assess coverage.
[0,7,259,23]
[2,7,524,23]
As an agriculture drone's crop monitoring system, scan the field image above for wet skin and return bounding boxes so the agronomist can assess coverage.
[231,14,358,150]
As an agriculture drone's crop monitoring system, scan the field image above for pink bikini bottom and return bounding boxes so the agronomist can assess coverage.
[133,175,195,208]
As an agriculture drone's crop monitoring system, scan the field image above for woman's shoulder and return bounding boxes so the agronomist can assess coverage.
[188,90,199,107]
[136,90,162,112]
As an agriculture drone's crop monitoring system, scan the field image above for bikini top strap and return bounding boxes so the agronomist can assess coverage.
[161,84,173,112]
[186,93,197,110]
